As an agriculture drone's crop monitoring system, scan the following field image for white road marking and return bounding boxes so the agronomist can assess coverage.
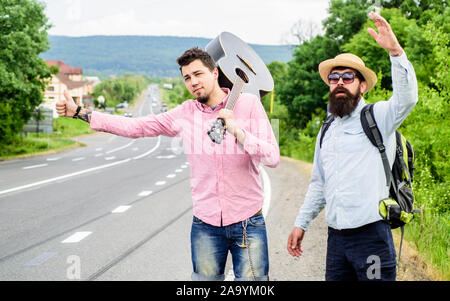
[174,169,182,173]
[180,165,188,169]
[133,136,161,160]
[138,190,152,197]
[105,156,116,161]
[155,181,166,186]
[105,140,136,154]
[156,155,176,159]
[72,157,85,162]
[132,147,139,151]
[0,158,131,196]
[22,164,48,170]
[23,251,58,267]
[225,270,235,281]
[46,157,61,161]
[61,231,92,243]
[95,148,103,151]
[111,205,131,213]
[166,174,176,178]
[94,153,104,157]
[260,165,272,217]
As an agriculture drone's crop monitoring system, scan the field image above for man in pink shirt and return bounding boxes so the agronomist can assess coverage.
[56,47,280,281]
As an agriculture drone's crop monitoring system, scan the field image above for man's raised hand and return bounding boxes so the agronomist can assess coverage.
[367,11,403,56]
[56,90,78,117]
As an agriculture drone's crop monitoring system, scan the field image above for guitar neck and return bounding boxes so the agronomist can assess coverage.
[225,75,246,111]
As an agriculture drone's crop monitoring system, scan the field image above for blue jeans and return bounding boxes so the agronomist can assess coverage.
[190,214,269,281]
[326,221,397,281]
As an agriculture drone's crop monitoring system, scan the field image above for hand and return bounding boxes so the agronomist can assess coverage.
[56,90,78,117]
[367,11,403,56]
[217,109,237,135]
[287,227,305,257]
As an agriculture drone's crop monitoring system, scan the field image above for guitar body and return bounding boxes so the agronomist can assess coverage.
[206,32,274,99]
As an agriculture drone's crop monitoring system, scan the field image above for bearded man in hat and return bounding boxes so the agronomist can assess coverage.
[287,11,418,281]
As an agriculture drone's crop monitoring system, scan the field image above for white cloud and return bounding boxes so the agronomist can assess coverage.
[43,0,330,45]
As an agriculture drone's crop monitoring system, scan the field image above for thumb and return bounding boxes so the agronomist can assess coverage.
[64,90,75,105]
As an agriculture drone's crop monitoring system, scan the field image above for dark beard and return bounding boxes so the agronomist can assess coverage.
[197,96,209,104]
[329,86,361,118]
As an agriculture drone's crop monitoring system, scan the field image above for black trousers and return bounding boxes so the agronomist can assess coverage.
[326,221,397,281]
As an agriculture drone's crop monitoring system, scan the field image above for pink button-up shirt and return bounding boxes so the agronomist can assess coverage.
[90,88,280,226]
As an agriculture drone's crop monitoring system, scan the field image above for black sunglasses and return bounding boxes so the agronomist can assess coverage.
[328,72,356,84]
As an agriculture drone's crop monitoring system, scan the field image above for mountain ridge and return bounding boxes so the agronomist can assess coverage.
[41,35,293,78]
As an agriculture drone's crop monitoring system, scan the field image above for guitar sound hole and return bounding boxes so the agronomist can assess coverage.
[235,68,249,83]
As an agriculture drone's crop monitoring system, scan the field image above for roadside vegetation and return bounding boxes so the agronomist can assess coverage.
[262,1,449,280]
[0,74,148,160]
[1,0,447,280]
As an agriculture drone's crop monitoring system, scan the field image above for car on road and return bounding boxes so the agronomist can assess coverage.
[124,112,133,117]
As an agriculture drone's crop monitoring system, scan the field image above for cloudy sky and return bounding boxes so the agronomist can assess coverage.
[41,0,331,45]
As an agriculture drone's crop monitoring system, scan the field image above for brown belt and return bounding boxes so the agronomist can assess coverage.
[254,209,263,216]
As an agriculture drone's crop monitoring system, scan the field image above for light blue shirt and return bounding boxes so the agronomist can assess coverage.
[294,52,418,230]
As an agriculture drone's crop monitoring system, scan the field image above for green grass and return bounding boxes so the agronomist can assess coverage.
[0,118,93,160]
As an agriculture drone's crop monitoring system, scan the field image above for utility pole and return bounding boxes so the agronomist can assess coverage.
[270,90,274,114]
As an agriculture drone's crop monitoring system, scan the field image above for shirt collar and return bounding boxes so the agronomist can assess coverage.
[194,88,230,112]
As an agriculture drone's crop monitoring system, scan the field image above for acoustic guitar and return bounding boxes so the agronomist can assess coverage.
[205,32,274,144]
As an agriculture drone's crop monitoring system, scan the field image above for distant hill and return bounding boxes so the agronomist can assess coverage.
[41,35,293,78]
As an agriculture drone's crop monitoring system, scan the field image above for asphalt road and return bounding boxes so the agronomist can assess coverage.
[0,85,327,281]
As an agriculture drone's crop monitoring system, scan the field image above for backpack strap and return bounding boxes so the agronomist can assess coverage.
[360,104,392,188]
[396,132,413,187]
[319,114,335,148]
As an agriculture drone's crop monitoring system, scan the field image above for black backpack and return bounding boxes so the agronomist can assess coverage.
[319,103,420,262]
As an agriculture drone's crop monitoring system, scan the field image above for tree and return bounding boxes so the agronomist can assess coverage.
[381,0,448,24]
[0,0,52,145]
[261,61,287,114]
[342,8,419,89]
[323,0,374,46]
[278,36,340,128]
[279,0,379,128]
[281,19,322,46]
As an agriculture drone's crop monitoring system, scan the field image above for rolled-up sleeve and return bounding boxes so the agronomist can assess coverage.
[374,52,419,137]
[90,105,184,138]
[242,96,280,168]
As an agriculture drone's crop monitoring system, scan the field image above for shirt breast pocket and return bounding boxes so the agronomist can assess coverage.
[341,127,369,153]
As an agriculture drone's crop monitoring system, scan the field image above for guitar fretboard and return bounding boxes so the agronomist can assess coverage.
[225,72,247,111]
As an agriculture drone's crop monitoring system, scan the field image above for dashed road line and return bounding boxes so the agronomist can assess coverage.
[61,231,92,243]
[23,251,58,267]
[0,158,131,196]
[72,157,85,162]
[111,206,132,213]
[22,164,48,170]
[46,157,61,162]
[138,190,152,197]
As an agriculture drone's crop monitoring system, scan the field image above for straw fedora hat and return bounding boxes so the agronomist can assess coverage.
[318,53,377,92]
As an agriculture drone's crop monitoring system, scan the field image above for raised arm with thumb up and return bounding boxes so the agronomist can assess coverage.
[56,90,78,117]
[56,91,92,123]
